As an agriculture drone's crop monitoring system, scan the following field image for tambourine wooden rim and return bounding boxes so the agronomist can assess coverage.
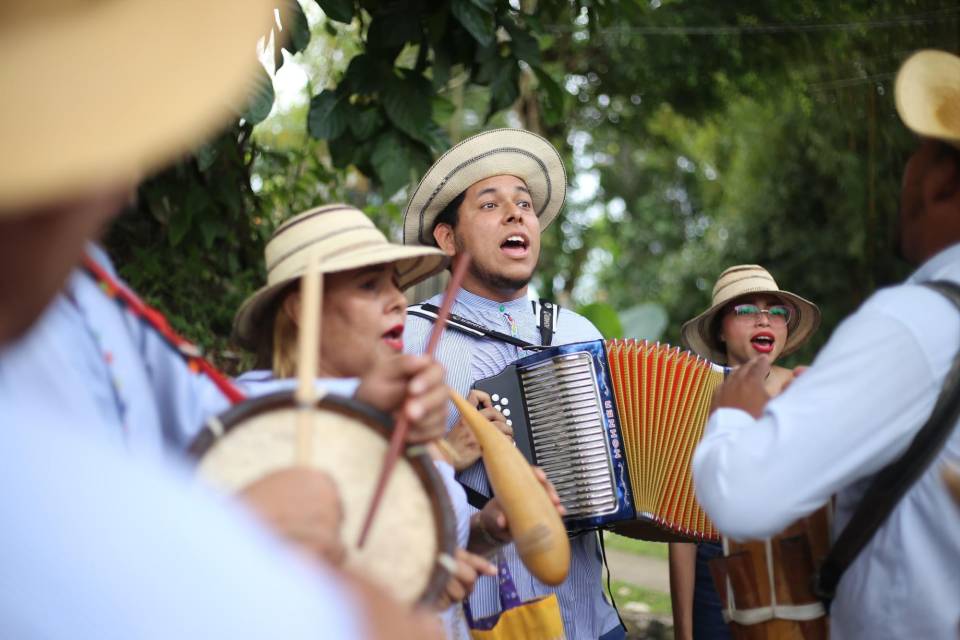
[188,391,458,606]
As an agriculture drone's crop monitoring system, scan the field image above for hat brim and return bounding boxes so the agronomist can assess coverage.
[403,129,566,246]
[895,50,960,146]
[0,0,277,211]
[680,290,821,364]
[233,244,448,349]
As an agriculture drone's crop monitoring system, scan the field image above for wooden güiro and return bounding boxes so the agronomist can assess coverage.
[449,388,571,586]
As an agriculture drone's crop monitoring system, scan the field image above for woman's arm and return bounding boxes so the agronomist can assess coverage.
[668,542,697,640]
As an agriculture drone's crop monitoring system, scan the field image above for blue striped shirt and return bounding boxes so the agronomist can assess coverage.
[404,289,621,639]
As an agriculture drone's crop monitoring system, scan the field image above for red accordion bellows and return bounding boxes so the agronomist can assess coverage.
[606,339,725,541]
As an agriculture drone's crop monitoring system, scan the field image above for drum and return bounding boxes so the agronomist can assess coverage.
[708,506,832,640]
[188,391,457,606]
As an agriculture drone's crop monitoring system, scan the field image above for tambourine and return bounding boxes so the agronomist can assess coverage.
[188,391,457,605]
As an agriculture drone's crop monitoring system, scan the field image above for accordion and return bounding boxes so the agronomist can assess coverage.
[474,339,727,541]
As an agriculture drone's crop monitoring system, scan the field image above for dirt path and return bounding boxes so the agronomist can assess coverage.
[604,547,671,592]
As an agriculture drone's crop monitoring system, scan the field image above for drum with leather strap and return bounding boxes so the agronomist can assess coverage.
[707,505,832,640]
[189,390,457,606]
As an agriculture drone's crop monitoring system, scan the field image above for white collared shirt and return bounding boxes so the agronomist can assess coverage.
[693,244,960,639]
[1,407,362,639]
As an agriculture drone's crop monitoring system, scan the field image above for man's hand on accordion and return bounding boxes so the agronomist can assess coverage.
[710,355,773,419]
[443,389,512,471]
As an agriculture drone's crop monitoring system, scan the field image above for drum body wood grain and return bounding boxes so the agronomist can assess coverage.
[189,391,457,606]
[708,506,831,640]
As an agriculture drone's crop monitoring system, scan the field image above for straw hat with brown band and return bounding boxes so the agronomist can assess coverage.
[233,204,449,349]
[0,0,277,212]
[402,128,567,246]
[680,265,821,364]
[895,49,960,148]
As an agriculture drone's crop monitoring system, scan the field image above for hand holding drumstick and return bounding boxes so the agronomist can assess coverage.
[355,353,448,443]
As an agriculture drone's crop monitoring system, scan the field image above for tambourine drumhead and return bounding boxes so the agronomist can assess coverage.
[189,392,456,606]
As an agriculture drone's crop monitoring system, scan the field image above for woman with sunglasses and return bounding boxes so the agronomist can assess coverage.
[669,264,821,640]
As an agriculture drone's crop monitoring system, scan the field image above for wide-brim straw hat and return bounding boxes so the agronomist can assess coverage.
[234,204,448,348]
[895,50,960,147]
[0,1,276,212]
[680,265,821,364]
[403,128,567,246]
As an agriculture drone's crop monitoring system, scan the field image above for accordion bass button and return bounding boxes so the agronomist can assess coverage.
[501,398,509,405]
[502,409,511,417]
[492,394,500,402]
[506,420,513,426]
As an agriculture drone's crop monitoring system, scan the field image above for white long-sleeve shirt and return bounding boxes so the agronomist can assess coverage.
[693,243,960,639]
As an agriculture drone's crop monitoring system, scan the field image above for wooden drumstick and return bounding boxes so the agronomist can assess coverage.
[449,387,571,586]
[357,254,471,547]
[294,249,322,466]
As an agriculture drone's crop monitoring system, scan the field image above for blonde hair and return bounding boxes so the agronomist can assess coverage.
[248,284,300,378]
[271,303,299,379]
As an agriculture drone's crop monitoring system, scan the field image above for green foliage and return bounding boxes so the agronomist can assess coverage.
[303,0,545,196]
[318,0,354,24]
[105,0,960,375]
[577,302,623,339]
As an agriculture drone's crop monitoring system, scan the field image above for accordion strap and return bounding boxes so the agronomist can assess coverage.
[814,279,960,606]
[407,300,561,350]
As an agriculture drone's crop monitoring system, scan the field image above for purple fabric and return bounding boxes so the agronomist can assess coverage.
[463,551,522,630]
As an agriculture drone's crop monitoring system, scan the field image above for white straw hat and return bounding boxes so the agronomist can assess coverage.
[0,1,276,212]
[234,204,448,348]
[680,265,821,364]
[403,128,566,246]
[895,50,960,147]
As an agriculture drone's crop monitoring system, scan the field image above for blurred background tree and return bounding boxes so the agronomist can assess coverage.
[105,0,959,370]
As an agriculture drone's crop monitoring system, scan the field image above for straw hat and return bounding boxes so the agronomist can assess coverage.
[234,204,448,348]
[680,265,821,364]
[0,1,276,212]
[403,128,567,246]
[895,50,960,147]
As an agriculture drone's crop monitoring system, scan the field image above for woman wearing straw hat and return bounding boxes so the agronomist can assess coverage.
[670,264,821,640]
[233,203,564,638]
[693,50,960,639]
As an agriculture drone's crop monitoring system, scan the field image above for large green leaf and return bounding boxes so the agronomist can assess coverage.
[307,89,348,140]
[576,302,624,340]
[367,8,422,49]
[487,56,520,117]
[532,65,565,126]
[450,0,494,47]
[241,66,275,125]
[285,0,311,54]
[619,303,669,342]
[372,132,430,197]
[381,73,433,145]
[504,20,541,66]
[348,107,384,139]
[317,0,354,24]
[343,54,390,95]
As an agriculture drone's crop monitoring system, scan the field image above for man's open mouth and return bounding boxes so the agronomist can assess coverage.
[500,233,530,256]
